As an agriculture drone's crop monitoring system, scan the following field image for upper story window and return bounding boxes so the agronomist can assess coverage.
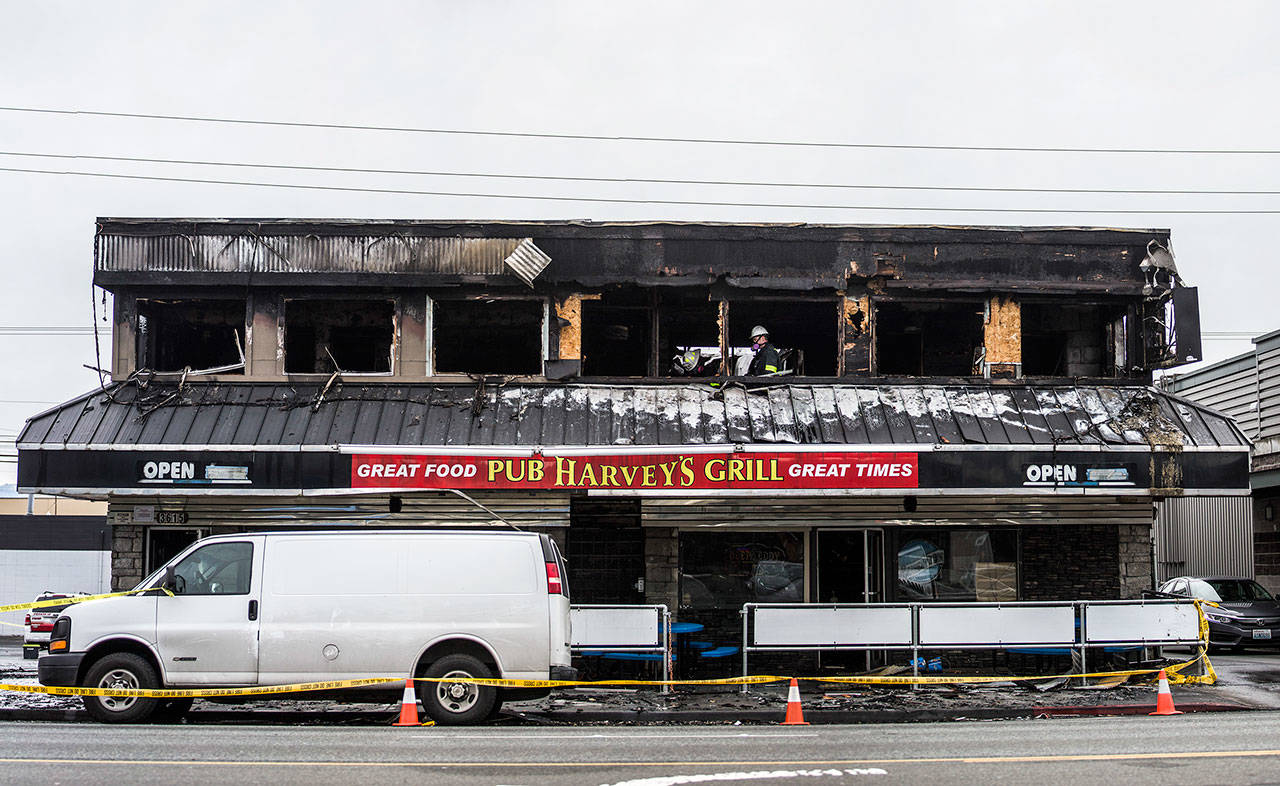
[136,299,245,374]
[433,298,544,375]
[581,290,654,376]
[724,299,838,377]
[1021,302,1128,377]
[874,300,984,376]
[284,299,394,374]
[581,288,839,378]
[658,291,721,377]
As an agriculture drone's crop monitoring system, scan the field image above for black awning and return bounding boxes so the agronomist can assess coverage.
[17,381,1248,497]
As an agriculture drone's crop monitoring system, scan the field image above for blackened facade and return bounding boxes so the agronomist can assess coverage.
[18,220,1244,632]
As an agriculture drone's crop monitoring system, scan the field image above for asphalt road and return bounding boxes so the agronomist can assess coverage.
[6,712,1280,785]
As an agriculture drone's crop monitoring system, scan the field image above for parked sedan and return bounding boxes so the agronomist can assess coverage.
[22,592,86,659]
[1158,576,1280,650]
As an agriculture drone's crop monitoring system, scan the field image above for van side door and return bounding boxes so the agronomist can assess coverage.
[154,537,263,684]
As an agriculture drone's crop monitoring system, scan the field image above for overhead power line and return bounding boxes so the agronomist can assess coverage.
[0,326,97,335]
[3,150,1280,196]
[4,105,1280,155]
[7,165,1280,214]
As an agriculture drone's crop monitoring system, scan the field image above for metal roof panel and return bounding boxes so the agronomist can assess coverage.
[17,381,1249,453]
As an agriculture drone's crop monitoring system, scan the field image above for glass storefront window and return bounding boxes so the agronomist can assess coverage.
[679,531,805,610]
[893,529,1018,601]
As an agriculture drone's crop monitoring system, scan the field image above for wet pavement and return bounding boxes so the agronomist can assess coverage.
[3,637,1275,724]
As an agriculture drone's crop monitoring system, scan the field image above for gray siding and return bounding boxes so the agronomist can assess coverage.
[1259,337,1280,443]
[1166,353,1258,440]
[1155,495,1254,582]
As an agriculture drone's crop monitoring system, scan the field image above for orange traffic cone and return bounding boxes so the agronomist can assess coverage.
[1148,669,1183,716]
[781,678,809,725]
[394,678,421,726]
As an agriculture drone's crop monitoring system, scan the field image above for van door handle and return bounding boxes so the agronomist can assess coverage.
[248,600,259,621]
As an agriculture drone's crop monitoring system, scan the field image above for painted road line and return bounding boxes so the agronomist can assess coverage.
[408,733,823,739]
[6,749,1280,768]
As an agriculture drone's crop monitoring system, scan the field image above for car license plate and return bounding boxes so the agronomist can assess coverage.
[1254,630,1272,640]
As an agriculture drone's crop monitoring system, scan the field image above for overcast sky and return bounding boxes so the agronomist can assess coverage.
[1,1,1277,488]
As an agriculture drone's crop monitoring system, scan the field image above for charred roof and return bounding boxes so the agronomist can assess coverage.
[94,218,1168,293]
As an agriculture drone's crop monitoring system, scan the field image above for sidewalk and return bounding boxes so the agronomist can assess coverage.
[2,637,1272,725]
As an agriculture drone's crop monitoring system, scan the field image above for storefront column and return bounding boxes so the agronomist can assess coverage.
[1117,522,1154,597]
[111,524,145,591]
[644,527,679,610]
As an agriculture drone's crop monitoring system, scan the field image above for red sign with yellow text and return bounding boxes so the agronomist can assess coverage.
[350,452,919,491]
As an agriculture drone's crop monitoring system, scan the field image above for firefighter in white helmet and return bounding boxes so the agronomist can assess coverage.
[747,325,782,375]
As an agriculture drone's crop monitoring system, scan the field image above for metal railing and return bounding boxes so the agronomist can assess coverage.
[741,599,1202,688]
[569,604,672,688]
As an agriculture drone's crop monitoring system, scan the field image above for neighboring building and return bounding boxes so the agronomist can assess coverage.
[1161,330,1280,590]
[0,495,109,631]
[17,219,1242,647]
[0,514,110,631]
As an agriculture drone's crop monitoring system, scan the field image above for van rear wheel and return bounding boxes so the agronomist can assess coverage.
[421,654,497,725]
[82,653,161,723]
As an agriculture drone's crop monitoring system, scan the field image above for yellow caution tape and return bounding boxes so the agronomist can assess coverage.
[0,620,26,628]
[0,596,1217,694]
[0,587,172,615]
[0,652,1216,698]
[0,677,405,699]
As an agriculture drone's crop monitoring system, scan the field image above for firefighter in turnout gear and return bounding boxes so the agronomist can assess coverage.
[747,325,782,375]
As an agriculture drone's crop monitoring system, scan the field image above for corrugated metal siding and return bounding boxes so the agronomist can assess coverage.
[96,234,544,276]
[643,496,1154,528]
[1167,364,1259,441]
[502,238,552,285]
[18,382,1249,449]
[1154,496,1253,582]
[1259,344,1280,442]
[108,492,569,529]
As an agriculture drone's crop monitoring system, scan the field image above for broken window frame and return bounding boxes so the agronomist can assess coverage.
[281,297,398,377]
[428,293,548,377]
[654,289,725,380]
[722,293,842,378]
[134,297,248,376]
[1019,298,1132,378]
[871,297,986,377]
[579,290,657,378]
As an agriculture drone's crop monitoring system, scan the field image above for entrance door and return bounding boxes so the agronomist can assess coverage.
[816,529,883,604]
[154,537,262,685]
[816,529,884,671]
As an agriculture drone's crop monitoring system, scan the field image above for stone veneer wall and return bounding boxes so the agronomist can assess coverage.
[1020,523,1152,600]
[643,527,680,610]
[110,524,145,591]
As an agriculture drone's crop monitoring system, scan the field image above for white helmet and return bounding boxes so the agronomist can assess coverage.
[751,325,769,339]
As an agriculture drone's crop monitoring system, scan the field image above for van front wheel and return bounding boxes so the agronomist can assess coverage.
[421,654,497,725]
[82,652,161,723]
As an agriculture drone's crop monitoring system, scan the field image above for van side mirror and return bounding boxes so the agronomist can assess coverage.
[161,566,178,594]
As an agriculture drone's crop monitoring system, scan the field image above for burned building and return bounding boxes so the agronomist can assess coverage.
[17,219,1244,645]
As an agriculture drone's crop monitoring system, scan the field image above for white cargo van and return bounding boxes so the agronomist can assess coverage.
[39,529,575,724]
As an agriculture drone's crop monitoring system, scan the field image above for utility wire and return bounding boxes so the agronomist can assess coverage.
[0,326,97,335]
[3,150,1280,196]
[3,106,1280,155]
[8,165,1280,214]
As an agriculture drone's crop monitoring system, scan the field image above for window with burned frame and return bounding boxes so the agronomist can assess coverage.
[433,298,545,375]
[136,299,246,374]
[284,299,395,374]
